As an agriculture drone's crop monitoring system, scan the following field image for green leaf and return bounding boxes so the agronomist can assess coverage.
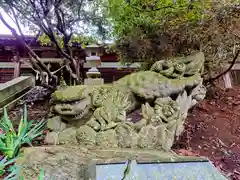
[0,105,45,160]
[23,104,28,123]
[2,108,15,135]
[38,168,45,180]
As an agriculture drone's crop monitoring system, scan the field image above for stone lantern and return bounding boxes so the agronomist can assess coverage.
[84,45,104,85]
[85,55,101,78]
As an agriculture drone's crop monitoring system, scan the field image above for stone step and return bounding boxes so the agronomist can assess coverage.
[0,76,35,113]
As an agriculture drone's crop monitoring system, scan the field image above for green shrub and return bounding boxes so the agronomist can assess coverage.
[0,104,48,179]
[0,104,46,158]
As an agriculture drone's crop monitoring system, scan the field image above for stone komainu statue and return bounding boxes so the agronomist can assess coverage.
[46,52,206,151]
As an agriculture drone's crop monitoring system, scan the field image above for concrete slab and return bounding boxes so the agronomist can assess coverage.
[0,76,35,112]
[96,160,228,180]
[17,146,210,180]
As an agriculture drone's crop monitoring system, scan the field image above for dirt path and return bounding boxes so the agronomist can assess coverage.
[174,88,240,180]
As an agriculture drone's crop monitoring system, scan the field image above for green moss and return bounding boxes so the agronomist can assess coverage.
[76,125,96,146]
[53,85,89,102]
[58,127,78,145]
[171,73,202,87]
[95,129,118,148]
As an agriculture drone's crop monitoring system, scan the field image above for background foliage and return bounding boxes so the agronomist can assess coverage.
[107,0,240,79]
[0,0,109,86]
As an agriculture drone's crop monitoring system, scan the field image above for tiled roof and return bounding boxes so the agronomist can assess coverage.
[0,34,83,48]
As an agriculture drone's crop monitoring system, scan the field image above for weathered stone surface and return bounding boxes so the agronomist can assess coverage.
[97,160,228,180]
[58,127,77,145]
[163,130,175,151]
[96,129,118,148]
[45,132,59,145]
[17,146,207,180]
[47,116,67,131]
[115,123,138,148]
[138,124,174,150]
[138,125,159,149]
[46,52,206,151]
[76,125,96,146]
[84,78,104,85]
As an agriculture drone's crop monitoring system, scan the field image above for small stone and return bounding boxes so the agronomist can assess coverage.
[96,129,118,148]
[58,127,77,145]
[45,132,59,145]
[47,116,67,132]
[76,125,96,146]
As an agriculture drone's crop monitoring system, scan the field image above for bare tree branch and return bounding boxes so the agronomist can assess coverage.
[204,50,240,84]
[1,0,103,85]
[0,11,57,83]
[9,6,25,40]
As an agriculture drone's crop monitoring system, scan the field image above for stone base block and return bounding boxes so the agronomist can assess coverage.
[84,78,104,85]
[17,146,209,180]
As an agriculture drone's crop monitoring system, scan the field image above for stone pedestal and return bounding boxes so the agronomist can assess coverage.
[84,78,104,85]
[16,146,208,180]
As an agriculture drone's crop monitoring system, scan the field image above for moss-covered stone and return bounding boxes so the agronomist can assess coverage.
[115,123,138,148]
[138,124,169,150]
[95,129,118,148]
[163,130,175,151]
[58,127,77,145]
[76,125,96,146]
[138,125,158,149]
[45,132,59,145]
[48,52,206,151]
[150,52,205,78]
[53,85,90,102]
[115,71,202,100]
[47,116,67,131]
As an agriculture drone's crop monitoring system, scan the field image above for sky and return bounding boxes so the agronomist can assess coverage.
[0,10,114,43]
[0,15,15,34]
[0,10,32,35]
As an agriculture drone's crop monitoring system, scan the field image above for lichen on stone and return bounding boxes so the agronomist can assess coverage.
[58,127,78,145]
[46,51,206,151]
[53,85,90,102]
[95,129,118,148]
[115,122,138,148]
[47,116,67,132]
[76,125,96,146]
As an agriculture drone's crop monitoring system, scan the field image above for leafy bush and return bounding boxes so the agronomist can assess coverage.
[108,0,240,80]
[0,105,47,179]
[0,104,46,158]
